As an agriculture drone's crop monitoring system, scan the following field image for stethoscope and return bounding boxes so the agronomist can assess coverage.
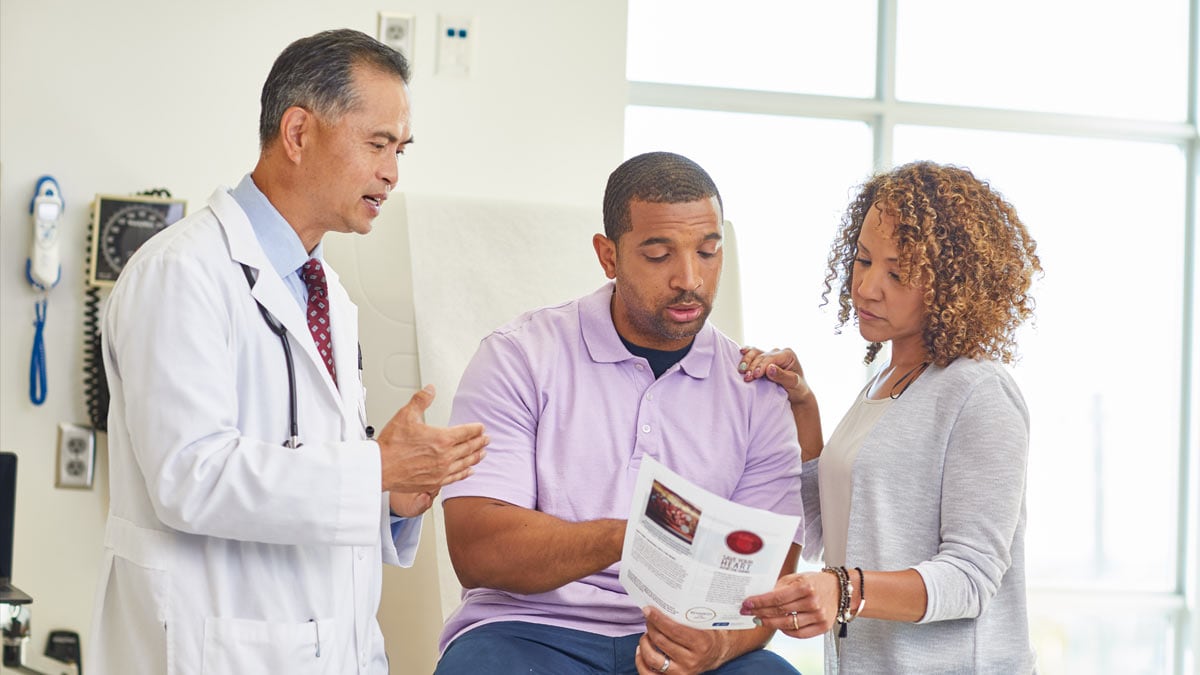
[240,263,374,448]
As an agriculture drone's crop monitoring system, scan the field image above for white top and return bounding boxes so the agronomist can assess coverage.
[817,385,892,566]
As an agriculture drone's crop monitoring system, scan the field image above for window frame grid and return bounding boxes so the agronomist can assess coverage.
[626,0,1199,672]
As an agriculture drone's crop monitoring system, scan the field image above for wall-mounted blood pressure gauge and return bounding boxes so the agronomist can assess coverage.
[88,194,186,286]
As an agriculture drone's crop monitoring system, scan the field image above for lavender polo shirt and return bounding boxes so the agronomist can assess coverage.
[437,283,804,651]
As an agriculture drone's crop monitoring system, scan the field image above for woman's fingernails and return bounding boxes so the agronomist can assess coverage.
[767,365,777,376]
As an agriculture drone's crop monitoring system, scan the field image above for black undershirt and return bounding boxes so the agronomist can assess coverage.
[619,335,693,378]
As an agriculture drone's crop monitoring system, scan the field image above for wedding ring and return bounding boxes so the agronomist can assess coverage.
[659,655,671,672]
[789,611,800,631]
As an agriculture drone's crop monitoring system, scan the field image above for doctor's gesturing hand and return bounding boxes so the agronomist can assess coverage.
[378,384,489,517]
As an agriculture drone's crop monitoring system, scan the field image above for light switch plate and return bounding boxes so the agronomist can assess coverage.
[56,423,95,489]
[436,15,475,77]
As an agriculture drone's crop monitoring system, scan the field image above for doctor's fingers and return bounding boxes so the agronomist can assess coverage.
[379,436,488,492]
[435,440,488,487]
[425,424,489,463]
[439,421,488,445]
[439,465,476,489]
[377,398,483,443]
[406,384,437,414]
[387,384,440,428]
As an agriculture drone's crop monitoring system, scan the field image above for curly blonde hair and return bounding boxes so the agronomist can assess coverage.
[823,161,1042,367]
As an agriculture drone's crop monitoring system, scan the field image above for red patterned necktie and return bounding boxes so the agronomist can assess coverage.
[301,258,337,386]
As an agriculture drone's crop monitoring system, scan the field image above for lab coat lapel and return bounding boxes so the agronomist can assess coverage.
[211,188,343,406]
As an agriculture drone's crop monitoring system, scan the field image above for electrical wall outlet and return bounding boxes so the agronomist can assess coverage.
[55,423,95,489]
[378,12,415,59]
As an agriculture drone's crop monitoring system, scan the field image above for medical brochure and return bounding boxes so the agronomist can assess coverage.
[618,457,801,630]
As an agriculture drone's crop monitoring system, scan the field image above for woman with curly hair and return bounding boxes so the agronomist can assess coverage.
[737,161,1041,673]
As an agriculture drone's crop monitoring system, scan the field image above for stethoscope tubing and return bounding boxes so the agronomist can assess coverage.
[240,263,302,448]
[277,319,301,449]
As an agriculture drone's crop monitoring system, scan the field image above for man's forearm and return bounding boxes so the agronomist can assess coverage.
[444,496,625,594]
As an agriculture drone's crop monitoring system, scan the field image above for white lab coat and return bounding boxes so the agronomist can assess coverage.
[86,188,421,674]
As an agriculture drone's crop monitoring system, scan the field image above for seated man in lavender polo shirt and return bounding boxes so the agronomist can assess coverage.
[433,152,805,675]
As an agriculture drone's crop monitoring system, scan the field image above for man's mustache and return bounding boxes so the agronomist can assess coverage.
[668,291,708,307]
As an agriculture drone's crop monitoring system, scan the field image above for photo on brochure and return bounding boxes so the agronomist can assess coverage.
[645,480,701,545]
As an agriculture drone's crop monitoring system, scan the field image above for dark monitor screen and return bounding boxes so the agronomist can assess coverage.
[0,451,30,603]
[0,452,14,583]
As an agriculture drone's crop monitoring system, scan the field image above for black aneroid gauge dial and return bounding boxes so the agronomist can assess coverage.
[89,195,186,286]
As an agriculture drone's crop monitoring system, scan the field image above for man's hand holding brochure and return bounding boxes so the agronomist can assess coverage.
[619,457,800,630]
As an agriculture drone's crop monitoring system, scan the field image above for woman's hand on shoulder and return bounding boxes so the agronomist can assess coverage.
[738,347,814,406]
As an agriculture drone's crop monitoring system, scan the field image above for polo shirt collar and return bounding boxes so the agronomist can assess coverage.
[579,282,715,379]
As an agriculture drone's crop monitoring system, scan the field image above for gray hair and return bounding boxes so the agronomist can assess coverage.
[258,28,410,148]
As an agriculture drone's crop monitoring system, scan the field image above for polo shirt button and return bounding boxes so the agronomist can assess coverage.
[646,393,654,401]
[641,424,651,433]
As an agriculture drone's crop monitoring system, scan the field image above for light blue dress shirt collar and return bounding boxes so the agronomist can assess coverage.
[229,173,323,308]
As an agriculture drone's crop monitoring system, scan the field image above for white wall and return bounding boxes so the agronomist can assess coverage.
[0,1,627,672]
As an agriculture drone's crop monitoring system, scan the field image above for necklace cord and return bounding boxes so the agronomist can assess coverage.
[888,361,930,400]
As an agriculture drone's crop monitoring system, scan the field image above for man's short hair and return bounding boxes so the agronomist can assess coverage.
[258,28,411,148]
[602,152,724,241]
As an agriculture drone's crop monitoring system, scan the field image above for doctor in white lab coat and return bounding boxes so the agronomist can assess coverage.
[87,29,488,674]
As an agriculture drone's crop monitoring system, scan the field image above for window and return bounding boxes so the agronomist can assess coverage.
[627,1,876,98]
[626,2,1198,673]
[895,0,1189,121]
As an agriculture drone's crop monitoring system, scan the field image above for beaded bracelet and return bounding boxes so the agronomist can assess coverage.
[843,566,866,626]
[822,566,853,637]
[854,567,866,615]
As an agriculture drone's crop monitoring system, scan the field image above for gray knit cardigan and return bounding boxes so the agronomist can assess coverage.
[799,357,1037,674]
